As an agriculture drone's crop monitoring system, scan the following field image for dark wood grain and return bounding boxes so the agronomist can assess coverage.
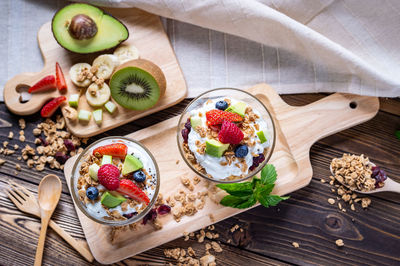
[0,94,399,266]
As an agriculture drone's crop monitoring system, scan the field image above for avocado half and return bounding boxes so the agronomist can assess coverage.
[52,3,129,54]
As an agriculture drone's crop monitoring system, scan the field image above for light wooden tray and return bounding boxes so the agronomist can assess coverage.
[64,84,379,264]
[3,8,187,137]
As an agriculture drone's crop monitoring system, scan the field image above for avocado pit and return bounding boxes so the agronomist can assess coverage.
[68,14,98,40]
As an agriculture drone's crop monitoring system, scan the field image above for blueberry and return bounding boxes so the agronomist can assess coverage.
[215,100,228,110]
[235,145,248,158]
[133,170,146,182]
[86,187,99,200]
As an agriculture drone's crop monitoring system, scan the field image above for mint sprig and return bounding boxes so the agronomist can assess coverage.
[396,130,400,140]
[216,164,289,209]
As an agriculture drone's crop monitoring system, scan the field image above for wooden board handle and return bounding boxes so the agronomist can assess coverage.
[249,84,380,152]
[3,72,59,116]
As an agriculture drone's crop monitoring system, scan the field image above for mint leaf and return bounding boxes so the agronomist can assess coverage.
[252,177,260,189]
[216,182,253,197]
[396,130,400,140]
[220,195,256,209]
[266,195,290,207]
[255,183,274,197]
[261,164,277,185]
[255,184,274,207]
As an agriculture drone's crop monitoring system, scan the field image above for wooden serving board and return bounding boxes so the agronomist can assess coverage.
[63,84,379,264]
[3,8,187,137]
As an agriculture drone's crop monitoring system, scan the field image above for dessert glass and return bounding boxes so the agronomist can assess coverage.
[70,136,160,226]
[177,88,276,183]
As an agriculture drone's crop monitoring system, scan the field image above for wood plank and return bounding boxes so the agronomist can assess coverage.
[0,92,399,265]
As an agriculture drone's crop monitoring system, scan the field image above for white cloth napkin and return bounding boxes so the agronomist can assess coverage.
[84,0,400,97]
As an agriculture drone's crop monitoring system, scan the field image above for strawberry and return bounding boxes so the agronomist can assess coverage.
[93,143,127,159]
[116,179,150,204]
[55,62,67,92]
[28,75,56,93]
[97,164,120,190]
[218,120,244,144]
[40,96,66,117]
[206,109,243,125]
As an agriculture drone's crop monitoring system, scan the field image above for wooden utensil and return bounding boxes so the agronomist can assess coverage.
[5,180,93,262]
[330,163,400,194]
[64,83,380,264]
[3,7,187,137]
[34,175,62,266]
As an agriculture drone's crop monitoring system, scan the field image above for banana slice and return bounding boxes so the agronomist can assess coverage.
[69,63,92,87]
[113,45,140,64]
[85,83,111,107]
[92,54,119,80]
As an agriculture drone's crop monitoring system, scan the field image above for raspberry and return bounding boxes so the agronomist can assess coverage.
[97,164,120,190]
[218,120,244,144]
[206,109,243,125]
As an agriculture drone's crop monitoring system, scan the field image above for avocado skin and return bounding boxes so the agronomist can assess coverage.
[51,3,129,54]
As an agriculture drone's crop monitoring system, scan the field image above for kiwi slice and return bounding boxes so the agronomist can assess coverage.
[109,59,166,110]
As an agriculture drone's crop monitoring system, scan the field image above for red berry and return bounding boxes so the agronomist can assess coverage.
[40,96,66,118]
[55,62,67,93]
[218,120,244,144]
[206,109,243,126]
[93,143,127,159]
[28,75,56,93]
[116,179,150,204]
[97,164,120,190]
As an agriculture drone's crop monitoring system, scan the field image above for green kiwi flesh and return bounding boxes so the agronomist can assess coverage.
[109,67,161,110]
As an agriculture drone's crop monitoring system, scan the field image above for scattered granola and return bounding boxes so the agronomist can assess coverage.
[8,131,13,139]
[328,198,335,205]
[335,239,344,247]
[292,242,300,248]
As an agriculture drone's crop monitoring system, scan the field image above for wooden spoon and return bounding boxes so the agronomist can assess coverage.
[34,174,62,266]
[330,163,400,194]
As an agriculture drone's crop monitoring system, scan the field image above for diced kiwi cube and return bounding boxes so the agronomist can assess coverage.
[257,130,269,144]
[89,163,100,181]
[122,154,143,175]
[92,109,103,125]
[205,139,229,157]
[78,110,91,122]
[101,191,126,208]
[68,94,80,108]
[101,155,112,165]
[190,116,202,131]
[226,102,247,117]
[104,101,117,114]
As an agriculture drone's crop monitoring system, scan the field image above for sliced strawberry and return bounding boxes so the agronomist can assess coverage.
[28,75,56,93]
[40,96,66,118]
[92,143,128,159]
[116,179,150,204]
[55,62,67,93]
[206,109,243,126]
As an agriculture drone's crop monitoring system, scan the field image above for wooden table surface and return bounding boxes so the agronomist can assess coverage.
[0,95,399,266]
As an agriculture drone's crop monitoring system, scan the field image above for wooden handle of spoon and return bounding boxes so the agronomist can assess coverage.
[34,218,50,266]
[383,178,400,193]
[48,219,94,262]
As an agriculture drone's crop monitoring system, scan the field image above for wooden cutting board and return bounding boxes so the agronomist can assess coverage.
[3,8,187,137]
[63,83,379,264]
